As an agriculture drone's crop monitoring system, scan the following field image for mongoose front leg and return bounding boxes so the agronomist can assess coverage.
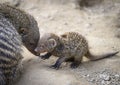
[40,53,52,60]
[51,57,67,70]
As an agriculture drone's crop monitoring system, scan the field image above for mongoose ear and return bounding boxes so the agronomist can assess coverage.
[48,39,57,48]
[61,34,67,38]
[61,34,68,39]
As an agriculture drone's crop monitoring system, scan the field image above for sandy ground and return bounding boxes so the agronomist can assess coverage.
[1,0,120,85]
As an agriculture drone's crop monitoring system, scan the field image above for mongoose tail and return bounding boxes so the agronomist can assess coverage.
[86,51,119,61]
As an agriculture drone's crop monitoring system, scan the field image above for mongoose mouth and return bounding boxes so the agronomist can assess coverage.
[29,49,40,56]
[34,48,47,54]
[34,52,40,56]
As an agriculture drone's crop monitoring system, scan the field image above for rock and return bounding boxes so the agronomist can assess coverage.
[115,74,120,77]
[99,74,110,81]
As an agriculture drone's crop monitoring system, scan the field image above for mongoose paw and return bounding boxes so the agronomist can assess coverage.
[50,64,60,70]
[40,55,49,60]
[70,62,79,69]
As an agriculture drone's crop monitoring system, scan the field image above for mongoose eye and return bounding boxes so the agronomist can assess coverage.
[29,39,35,45]
[19,28,28,35]
[40,45,45,49]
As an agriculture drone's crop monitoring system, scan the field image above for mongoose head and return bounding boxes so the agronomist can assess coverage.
[0,4,40,55]
[35,33,57,53]
[20,18,40,56]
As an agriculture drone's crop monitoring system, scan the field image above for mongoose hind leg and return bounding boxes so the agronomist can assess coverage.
[70,61,81,69]
[40,53,52,60]
[70,55,83,69]
[51,57,67,70]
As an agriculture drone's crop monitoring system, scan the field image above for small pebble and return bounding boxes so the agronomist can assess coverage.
[99,74,110,81]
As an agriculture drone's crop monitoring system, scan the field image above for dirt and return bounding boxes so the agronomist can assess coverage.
[1,0,120,85]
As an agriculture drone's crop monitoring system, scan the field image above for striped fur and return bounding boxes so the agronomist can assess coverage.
[0,14,23,85]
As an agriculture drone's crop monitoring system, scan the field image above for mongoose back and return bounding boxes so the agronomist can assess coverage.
[35,32,118,69]
[0,4,40,85]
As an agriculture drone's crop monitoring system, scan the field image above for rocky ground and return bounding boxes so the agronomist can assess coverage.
[1,0,120,85]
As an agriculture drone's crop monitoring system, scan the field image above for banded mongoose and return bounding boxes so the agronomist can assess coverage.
[35,32,118,69]
[0,4,40,85]
[0,3,40,55]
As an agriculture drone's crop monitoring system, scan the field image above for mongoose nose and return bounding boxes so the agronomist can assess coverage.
[34,48,38,52]
[34,48,40,56]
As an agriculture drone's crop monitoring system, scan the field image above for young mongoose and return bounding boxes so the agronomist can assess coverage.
[0,4,40,85]
[35,32,118,69]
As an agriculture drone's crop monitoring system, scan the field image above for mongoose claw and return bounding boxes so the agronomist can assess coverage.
[40,53,51,60]
[50,64,60,70]
[40,55,49,60]
[70,62,79,69]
